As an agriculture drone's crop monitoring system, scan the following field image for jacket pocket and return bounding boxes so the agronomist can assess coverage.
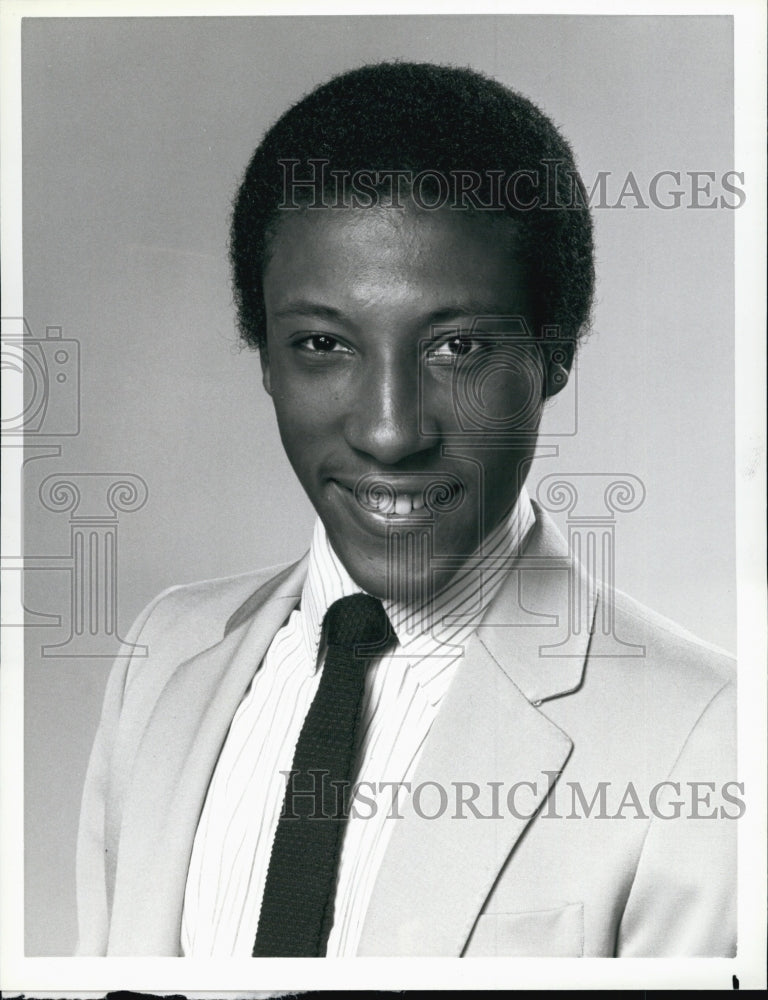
[463,902,584,957]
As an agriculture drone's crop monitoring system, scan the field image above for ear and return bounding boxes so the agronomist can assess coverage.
[259,345,272,396]
[542,341,575,399]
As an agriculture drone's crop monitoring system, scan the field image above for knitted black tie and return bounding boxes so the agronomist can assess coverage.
[252,593,393,957]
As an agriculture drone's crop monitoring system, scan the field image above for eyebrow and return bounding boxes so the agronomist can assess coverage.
[270,301,348,322]
[270,300,518,327]
[424,305,513,325]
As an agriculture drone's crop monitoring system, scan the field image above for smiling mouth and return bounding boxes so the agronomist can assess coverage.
[366,488,427,516]
[334,473,465,518]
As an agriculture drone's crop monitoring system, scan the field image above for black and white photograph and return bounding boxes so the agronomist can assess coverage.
[1,1,765,993]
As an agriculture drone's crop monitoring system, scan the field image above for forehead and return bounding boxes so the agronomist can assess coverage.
[262,205,530,319]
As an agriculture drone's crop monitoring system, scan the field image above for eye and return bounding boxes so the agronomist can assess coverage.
[426,332,486,364]
[296,333,352,354]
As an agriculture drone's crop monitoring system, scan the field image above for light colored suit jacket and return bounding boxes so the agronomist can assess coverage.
[76,502,736,957]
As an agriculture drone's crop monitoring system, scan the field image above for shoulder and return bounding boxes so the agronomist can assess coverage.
[139,561,295,631]
[118,559,304,693]
[572,586,736,773]
[527,501,735,709]
[606,586,734,691]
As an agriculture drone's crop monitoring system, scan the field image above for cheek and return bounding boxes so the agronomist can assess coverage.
[499,370,545,429]
[268,376,344,472]
[445,368,544,433]
[272,394,340,450]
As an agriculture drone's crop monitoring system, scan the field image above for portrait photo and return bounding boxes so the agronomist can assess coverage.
[2,3,765,994]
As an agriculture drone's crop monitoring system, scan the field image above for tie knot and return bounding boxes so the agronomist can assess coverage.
[323,594,392,651]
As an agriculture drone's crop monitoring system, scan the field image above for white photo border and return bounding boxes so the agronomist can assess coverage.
[1,0,765,992]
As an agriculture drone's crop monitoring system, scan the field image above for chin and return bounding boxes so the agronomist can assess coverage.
[357,557,450,606]
[334,550,392,601]
[329,542,423,603]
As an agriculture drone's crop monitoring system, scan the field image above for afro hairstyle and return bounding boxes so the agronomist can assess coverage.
[230,61,595,352]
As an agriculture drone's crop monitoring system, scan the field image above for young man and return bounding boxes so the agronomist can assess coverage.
[76,62,736,957]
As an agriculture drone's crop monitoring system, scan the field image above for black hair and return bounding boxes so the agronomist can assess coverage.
[231,61,594,351]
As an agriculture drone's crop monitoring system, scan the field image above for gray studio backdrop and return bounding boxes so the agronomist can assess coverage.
[20,15,734,955]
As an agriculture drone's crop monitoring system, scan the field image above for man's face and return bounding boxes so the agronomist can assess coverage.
[261,204,560,601]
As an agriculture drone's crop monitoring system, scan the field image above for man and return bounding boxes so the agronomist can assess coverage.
[75,62,736,957]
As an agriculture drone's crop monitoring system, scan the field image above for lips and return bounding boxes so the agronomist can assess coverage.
[366,487,426,515]
[330,472,464,520]
[330,479,424,520]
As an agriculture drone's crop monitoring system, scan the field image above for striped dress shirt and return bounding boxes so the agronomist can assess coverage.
[181,487,535,957]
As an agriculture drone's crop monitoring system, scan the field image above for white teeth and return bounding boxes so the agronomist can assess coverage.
[394,494,412,516]
[358,486,427,515]
[391,492,427,515]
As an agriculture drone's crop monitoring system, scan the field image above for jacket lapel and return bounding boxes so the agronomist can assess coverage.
[357,502,598,955]
[108,557,307,955]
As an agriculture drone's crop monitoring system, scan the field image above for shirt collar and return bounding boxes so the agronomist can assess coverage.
[299,486,535,670]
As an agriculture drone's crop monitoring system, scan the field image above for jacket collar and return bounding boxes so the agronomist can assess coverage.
[225,498,594,703]
[477,498,595,705]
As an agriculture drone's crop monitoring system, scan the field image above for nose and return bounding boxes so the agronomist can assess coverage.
[344,351,436,465]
